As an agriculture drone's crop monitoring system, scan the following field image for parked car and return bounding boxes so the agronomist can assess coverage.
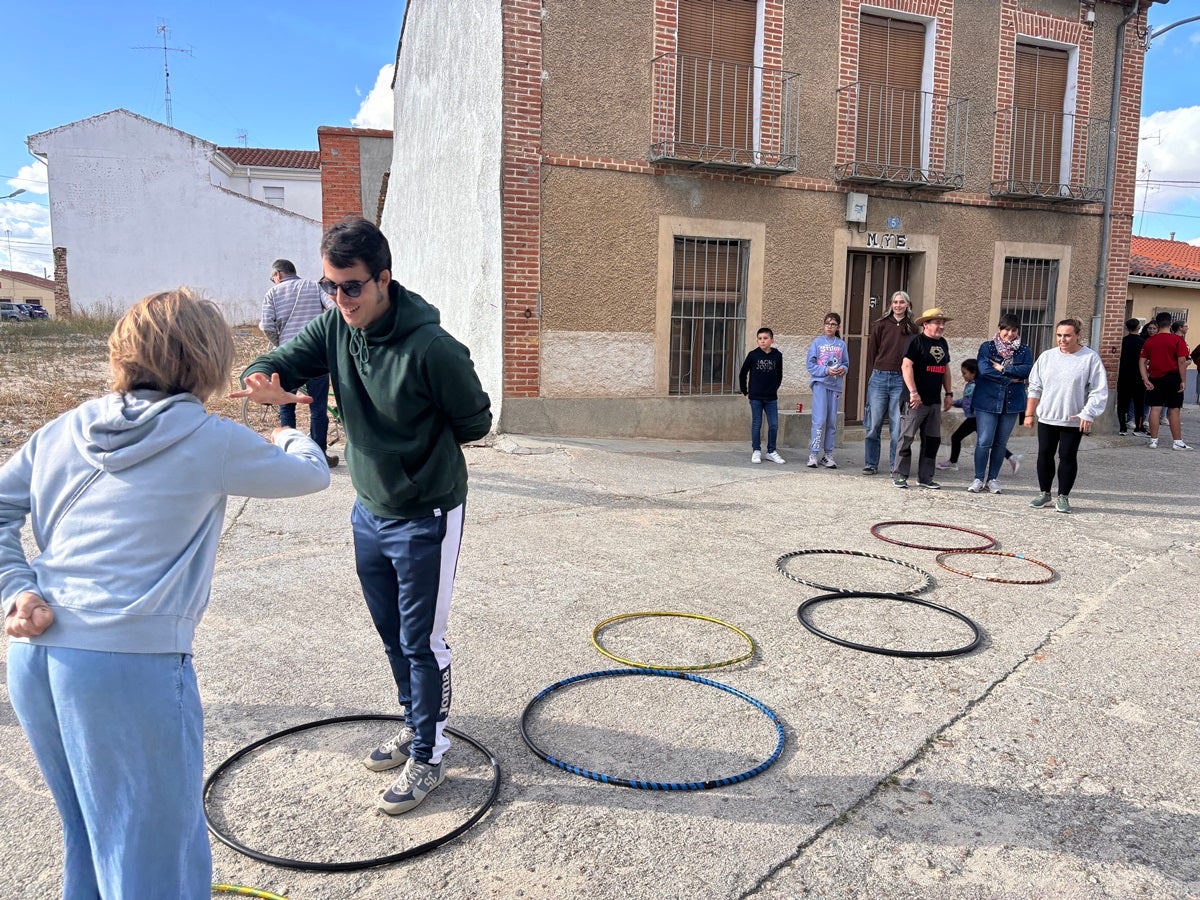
[18,304,48,320]
[0,302,30,322]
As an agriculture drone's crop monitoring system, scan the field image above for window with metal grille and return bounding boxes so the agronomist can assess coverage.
[1000,258,1059,358]
[670,237,749,395]
[857,14,926,171]
[1011,45,1069,187]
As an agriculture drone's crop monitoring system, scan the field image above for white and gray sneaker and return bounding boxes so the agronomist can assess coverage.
[967,478,984,493]
[806,453,819,468]
[1173,440,1193,451]
[363,727,415,772]
[378,757,446,815]
[986,479,1002,494]
[819,456,838,469]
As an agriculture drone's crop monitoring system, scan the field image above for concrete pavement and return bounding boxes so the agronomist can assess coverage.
[0,408,1197,899]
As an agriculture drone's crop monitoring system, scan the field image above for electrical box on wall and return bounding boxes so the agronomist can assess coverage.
[846,192,868,223]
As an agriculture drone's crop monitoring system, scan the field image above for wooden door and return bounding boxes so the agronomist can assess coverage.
[843,252,909,423]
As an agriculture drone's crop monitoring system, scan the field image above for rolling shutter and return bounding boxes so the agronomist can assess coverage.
[676,0,758,154]
[857,15,925,170]
[1011,45,1069,185]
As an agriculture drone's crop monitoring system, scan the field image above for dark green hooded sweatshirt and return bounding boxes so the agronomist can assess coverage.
[242,283,492,519]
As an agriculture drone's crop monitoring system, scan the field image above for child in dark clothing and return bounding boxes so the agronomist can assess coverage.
[739,327,785,464]
[937,359,1019,474]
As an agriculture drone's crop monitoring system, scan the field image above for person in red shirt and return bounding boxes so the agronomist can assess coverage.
[1139,312,1191,450]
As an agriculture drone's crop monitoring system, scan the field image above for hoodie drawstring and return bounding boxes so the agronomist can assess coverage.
[349,328,370,367]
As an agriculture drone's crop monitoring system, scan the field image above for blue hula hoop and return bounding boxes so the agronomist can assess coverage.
[520,668,786,790]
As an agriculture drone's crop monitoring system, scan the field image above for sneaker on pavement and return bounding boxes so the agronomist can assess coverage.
[751,450,762,464]
[806,454,819,468]
[986,479,1002,494]
[1055,495,1071,514]
[862,465,877,475]
[1148,438,1158,449]
[324,453,340,468]
[766,450,786,464]
[1173,440,1193,451]
[364,727,415,772]
[1008,454,1022,476]
[893,475,908,489]
[967,478,984,493]
[1030,492,1053,509]
[819,456,838,469]
[1117,430,1128,436]
[917,480,941,490]
[1133,428,1148,436]
[936,459,958,471]
[378,757,446,815]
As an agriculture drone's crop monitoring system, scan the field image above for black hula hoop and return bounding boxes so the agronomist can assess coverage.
[203,716,500,872]
[870,520,997,552]
[520,668,785,790]
[797,591,983,658]
[935,549,1057,585]
[775,548,935,596]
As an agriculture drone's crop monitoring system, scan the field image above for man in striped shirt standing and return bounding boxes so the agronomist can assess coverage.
[261,259,339,467]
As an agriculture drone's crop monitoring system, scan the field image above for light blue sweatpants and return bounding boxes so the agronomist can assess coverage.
[7,642,211,900]
[809,383,841,456]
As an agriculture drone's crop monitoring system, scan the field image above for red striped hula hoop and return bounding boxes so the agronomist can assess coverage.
[934,550,1056,585]
[870,520,997,552]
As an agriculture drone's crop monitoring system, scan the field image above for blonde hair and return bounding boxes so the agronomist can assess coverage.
[109,288,234,402]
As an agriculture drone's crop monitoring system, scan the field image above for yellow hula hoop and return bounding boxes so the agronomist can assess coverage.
[591,611,756,671]
[213,885,290,900]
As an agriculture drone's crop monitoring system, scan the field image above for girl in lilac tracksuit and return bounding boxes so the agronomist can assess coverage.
[805,312,850,468]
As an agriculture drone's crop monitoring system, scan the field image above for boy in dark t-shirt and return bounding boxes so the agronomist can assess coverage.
[894,309,954,488]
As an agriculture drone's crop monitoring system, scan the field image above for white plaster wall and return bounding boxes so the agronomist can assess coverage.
[380,1,504,417]
[33,111,321,324]
[541,332,658,396]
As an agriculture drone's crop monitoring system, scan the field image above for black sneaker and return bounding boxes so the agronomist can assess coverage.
[917,480,942,490]
[862,465,877,475]
[324,453,340,468]
[1118,430,1128,436]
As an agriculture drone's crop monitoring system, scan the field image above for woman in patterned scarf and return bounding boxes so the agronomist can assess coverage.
[970,314,1034,493]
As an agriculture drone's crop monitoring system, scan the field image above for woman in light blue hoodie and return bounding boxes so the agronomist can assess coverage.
[805,312,850,468]
[0,290,330,899]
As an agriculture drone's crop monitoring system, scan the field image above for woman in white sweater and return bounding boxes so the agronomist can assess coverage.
[1022,319,1109,513]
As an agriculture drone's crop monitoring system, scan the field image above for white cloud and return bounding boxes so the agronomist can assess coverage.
[1136,106,1200,211]
[0,200,53,276]
[351,64,395,130]
[6,161,49,196]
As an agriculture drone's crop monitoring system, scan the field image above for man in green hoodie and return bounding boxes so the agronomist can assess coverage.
[236,218,492,814]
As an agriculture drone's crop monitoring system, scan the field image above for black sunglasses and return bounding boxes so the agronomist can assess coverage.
[318,274,378,298]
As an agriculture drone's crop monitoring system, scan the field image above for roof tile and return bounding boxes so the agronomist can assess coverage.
[1129,236,1200,283]
[217,147,320,170]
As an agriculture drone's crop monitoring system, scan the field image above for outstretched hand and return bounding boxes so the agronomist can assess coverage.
[229,373,313,407]
[5,592,55,637]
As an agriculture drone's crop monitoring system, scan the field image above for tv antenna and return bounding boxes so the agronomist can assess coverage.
[133,19,193,126]
[236,129,248,147]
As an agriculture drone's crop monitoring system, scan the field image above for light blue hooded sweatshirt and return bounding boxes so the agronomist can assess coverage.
[0,391,330,655]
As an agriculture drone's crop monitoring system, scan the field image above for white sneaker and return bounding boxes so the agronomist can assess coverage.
[1008,454,1022,476]
[806,454,819,468]
[819,456,838,469]
[986,479,1002,494]
[1173,440,1193,451]
[967,478,984,493]
[936,460,958,471]
[766,450,786,464]
[1148,438,1158,449]
[751,450,762,463]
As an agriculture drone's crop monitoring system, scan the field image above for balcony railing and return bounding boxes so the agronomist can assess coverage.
[650,53,801,174]
[991,108,1107,203]
[834,82,968,190]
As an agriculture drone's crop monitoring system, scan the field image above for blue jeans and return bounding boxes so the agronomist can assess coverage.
[278,373,330,450]
[973,410,1019,481]
[8,643,210,899]
[749,398,778,452]
[351,499,463,764]
[863,370,905,470]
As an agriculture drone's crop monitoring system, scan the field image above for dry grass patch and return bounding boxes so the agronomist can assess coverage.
[0,321,276,465]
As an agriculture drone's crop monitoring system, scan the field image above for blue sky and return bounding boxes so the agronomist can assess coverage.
[4,2,1200,278]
